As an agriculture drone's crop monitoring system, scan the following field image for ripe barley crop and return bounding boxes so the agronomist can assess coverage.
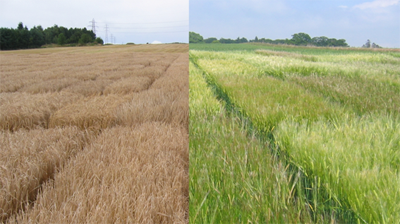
[49,94,133,130]
[103,76,153,95]
[0,44,189,223]
[0,92,82,131]
[9,123,188,224]
[0,127,93,222]
[61,79,112,96]
[18,78,80,94]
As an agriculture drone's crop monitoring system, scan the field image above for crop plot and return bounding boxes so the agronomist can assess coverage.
[189,43,400,223]
[0,44,188,223]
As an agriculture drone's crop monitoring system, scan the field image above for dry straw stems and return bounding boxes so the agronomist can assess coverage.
[0,92,82,131]
[103,76,153,95]
[0,127,93,222]
[61,79,112,97]
[0,44,189,223]
[18,78,80,94]
[49,94,132,130]
[10,123,188,224]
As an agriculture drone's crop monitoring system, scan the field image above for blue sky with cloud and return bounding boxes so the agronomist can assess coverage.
[190,0,400,48]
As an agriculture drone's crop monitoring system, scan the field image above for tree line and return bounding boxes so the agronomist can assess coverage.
[362,39,381,48]
[0,22,104,50]
[190,32,350,47]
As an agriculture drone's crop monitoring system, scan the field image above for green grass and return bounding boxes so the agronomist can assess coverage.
[190,46,400,223]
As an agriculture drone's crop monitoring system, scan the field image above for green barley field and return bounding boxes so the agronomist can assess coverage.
[189,43,400,223]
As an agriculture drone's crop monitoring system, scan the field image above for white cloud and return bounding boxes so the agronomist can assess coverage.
[351,0,399,22]
[151,40,162,44]
[354,0,399,10]
[213,0,289,14]
[339,5,348,9]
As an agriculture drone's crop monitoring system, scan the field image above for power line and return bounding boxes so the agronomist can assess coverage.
[93,19,187,43]
[87,18,98,36]
[105,24,108,43]
[96,20,188,25]
[106,30,188,34]
[91,18,96,35]
[96,25,188,30]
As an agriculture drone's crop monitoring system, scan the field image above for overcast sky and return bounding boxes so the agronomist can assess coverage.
[0,0,189,44]
[190,0,400,48]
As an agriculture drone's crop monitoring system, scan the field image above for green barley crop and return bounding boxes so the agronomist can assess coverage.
[189,64,318,223]
[190,45,400,223]
[189,62,222,116]
[275,114,400,223]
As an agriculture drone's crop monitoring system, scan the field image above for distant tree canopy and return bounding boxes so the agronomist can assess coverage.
[95,37,104,45]
[204,37,218,43]
[219,37,248,43]
[189,32,203,43]
[1,22,103,50]
[190,31,349,47]
[252,32,349,47]
[57,33,66,45]
[362,39,382,48]
[291,32,312,45]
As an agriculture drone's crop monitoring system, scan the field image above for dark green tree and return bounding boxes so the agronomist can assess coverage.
[311,36,329,46]
[29,26,45,48]
[67,32,82,44]
[1,23,99,50]
[17,22,24,30]
[204,37,218,43]
[189,32,203,43]
[291,32,312,45]
[0,28,17,50]
[57,33,66,45]
[219,38,235,43]
[95,37,104,45]
[334,39,349,47]
[18,27,30,49]
[78,33,92,45]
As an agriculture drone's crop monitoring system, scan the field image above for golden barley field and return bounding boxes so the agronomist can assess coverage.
[0,44,189,223]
